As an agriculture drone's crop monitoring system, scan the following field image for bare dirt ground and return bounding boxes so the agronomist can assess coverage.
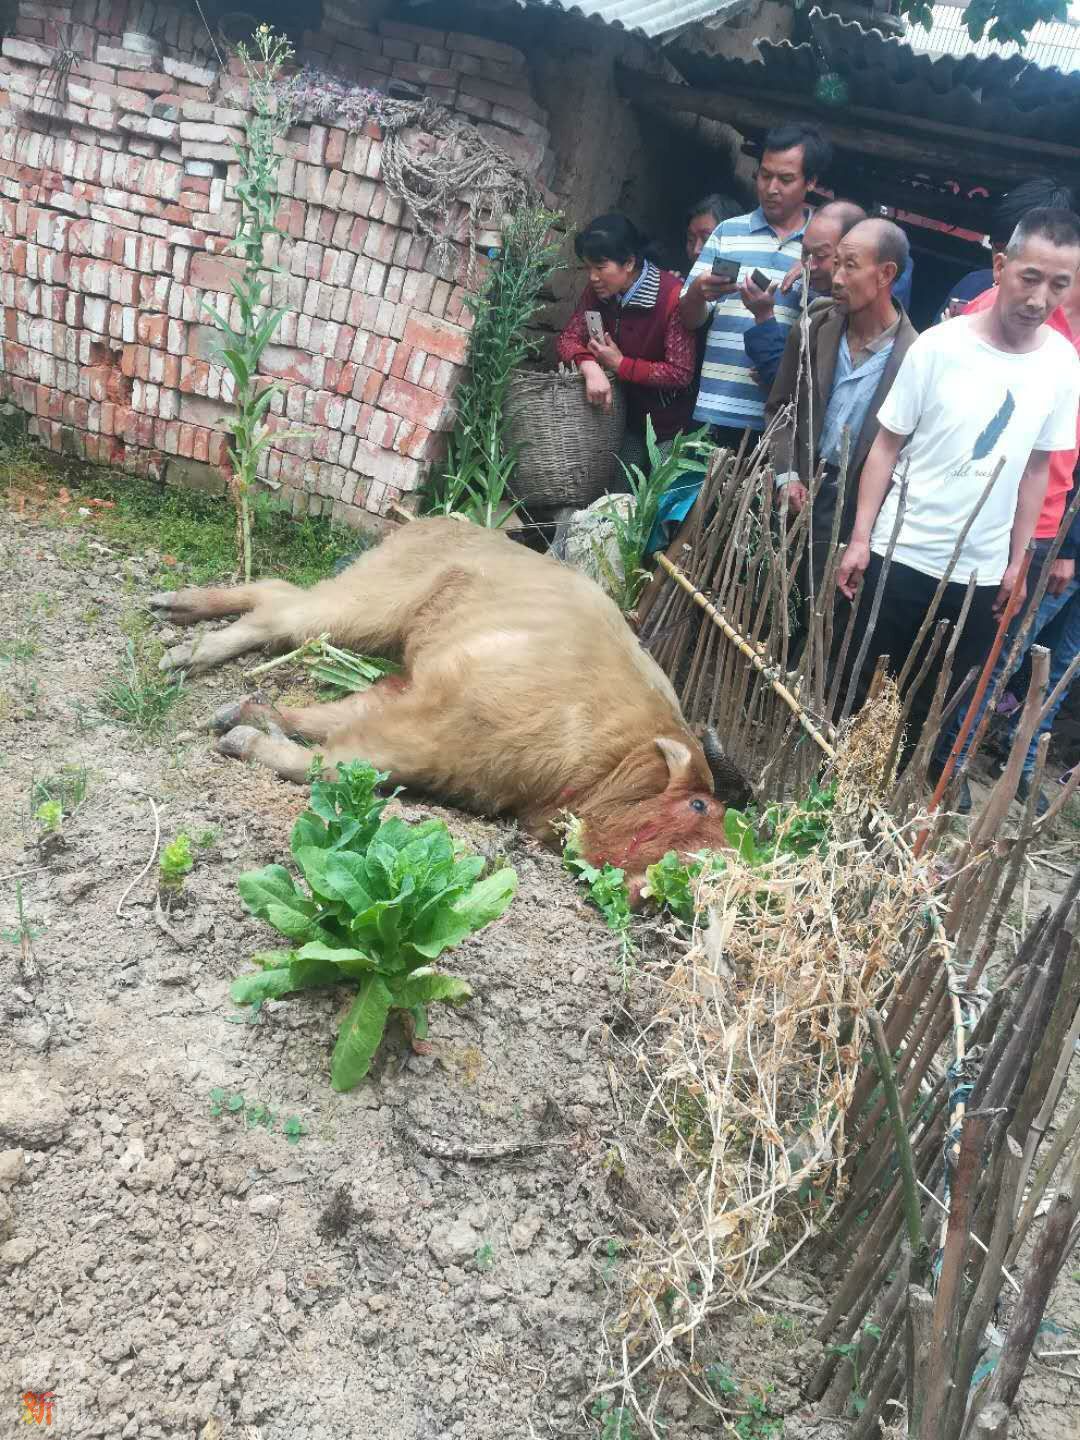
[0,496,1078,1440]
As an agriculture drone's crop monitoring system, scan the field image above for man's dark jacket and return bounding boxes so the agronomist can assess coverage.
[764,296,919,532]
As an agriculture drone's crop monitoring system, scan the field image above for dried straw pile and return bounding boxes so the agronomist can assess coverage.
[602,688,938,1427]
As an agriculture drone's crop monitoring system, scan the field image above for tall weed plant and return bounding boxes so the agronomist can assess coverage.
[428,206,563,527]
[203,25,299,580]
[597,420,712,613]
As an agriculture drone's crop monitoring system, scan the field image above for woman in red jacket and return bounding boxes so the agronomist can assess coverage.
[556,213,697,466]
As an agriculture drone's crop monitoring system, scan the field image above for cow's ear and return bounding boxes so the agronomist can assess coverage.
[655,737,695,788]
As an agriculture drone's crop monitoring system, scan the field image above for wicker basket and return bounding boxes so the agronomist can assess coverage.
[504,368,627,510]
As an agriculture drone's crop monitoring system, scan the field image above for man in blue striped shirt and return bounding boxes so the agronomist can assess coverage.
[679,124,832,446]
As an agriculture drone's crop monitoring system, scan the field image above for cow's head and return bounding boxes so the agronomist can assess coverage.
[578,728,753,904]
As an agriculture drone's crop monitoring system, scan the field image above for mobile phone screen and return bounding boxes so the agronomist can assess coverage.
[712,258,740,283]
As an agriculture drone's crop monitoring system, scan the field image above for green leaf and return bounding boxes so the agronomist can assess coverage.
[330,975,394,1091]
[724,808,759,864]
[392,972,473,1009]
[323,849,378,914]
[237,864,318,939]
[250,948,295,970]
[295,939,377,972]
[230,967,295,1004]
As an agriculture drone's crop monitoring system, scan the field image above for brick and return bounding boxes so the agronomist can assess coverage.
[325,127,347,168]
[377,376,452,431]
[454,92,491,121]
[460,76,544,122]
[260,344,317,387]
[380,19,447,46]
[400,313,470,365]
[391,61,457,88]
[181,142,235,163]
[490,105,549,142]
[97,44,155,70]
[477,124,546,173]
[179,121,244,145]
[445,32,526,67]
[1,36,55,65]
[117,69,177,93]
[189,252,244,291]
[163,56,218,87]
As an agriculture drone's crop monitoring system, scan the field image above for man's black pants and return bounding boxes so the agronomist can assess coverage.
[837,552,999,761]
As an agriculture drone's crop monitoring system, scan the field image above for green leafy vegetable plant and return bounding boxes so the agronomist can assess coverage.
[35,799,63,834]
[160,833,195,892]
[640,780,837,920]
[562,817,637,979]
[230,760,517,1089]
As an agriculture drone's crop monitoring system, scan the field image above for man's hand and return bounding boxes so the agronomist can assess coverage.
[782,480,809,513]
[580,358,613,412]
[993,561,1026,619]
[778,259,805,294]
[587,331,624,372]
[1047,556,1076,595]
[740,274,777,323]
[691,271,739,304]
[837,539,870,600]
[941,297,967,322]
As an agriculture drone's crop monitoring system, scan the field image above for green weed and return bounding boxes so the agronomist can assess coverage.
[591,1395,637,1440]
[34,799,63,834]
[31,765,89,818]
[562,817,637,982]
[160,834,195,892]
[99,638,184,736]
[425,205,563,527]
[474,1241,496,1272]
[208,1088,305,1144]
[2,881,45,953]
[595,420,711,613]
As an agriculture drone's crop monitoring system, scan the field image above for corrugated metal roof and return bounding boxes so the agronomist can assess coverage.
[521,0,754,40]
[667,7,1080,142]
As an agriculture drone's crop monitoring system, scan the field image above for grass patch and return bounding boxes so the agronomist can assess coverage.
[0,414,372,588]
[99,636,185,737]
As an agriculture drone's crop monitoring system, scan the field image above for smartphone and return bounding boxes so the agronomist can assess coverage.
[750,267,771,291]
[585,310,605,344]
[711,257,740,284]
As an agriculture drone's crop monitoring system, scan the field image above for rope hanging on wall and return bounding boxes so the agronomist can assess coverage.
[279,68,540,279]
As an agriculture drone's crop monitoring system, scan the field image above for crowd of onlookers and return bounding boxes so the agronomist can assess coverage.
[555,123,1080,815]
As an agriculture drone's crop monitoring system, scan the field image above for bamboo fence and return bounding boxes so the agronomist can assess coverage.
[606,418,1080,1439]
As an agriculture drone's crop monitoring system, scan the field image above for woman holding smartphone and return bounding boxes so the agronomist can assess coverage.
[556,213,697,468]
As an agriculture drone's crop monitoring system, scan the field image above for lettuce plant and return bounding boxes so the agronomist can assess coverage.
[230,762,516,1090]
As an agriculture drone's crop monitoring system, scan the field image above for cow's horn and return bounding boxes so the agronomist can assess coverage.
[702,727,754,808]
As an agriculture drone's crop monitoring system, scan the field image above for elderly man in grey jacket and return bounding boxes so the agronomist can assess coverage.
[765,218,918,604]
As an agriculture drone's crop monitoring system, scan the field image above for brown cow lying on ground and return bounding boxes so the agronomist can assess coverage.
[149,518,750,896]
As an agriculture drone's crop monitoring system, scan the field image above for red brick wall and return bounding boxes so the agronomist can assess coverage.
[0,1,556,524]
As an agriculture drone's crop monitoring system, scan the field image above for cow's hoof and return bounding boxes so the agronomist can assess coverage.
[148,589,204,624]
[203,695,255,733]
[217,725,261,761]
[159,642,196,673]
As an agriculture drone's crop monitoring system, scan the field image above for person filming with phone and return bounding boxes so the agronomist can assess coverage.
[679,123,830,449]
[556,213,697,469]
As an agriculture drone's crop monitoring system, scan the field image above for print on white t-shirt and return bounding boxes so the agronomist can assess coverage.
[871,316,1080,586]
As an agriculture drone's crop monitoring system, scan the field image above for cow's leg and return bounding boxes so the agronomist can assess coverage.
[153,580,308,676]
[217,681,442,791]
[149,579,296,626]
[217,726,320,783]
[206,690,373,742]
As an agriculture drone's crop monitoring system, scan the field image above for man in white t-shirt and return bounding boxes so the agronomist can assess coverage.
[835,207,1080,757]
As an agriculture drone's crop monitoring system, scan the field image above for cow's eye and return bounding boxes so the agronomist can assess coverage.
[690,798,708,814]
